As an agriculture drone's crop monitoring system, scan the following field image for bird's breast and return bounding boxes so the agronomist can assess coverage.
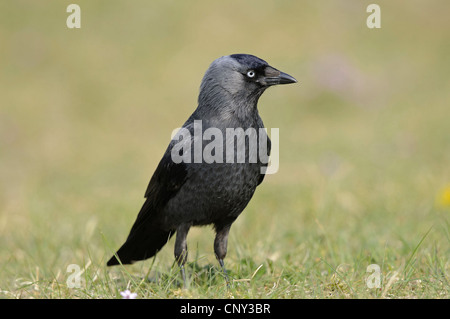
[162,162,262,227]
[161,117,269,228]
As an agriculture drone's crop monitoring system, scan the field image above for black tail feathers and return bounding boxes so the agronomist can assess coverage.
[107,224,174,266]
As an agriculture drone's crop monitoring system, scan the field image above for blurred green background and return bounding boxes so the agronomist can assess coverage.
[0,1,449,298]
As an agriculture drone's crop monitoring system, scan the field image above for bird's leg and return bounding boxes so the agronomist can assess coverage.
[174,223,191,288]
[214,224,231,286]
[217,258,230,286]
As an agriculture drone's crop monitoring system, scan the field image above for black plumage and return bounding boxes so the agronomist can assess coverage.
[107,54,296,285]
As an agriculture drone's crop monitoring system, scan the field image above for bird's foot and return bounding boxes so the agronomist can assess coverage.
[218,259,231,288]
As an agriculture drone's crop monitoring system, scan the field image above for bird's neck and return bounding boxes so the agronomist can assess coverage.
[197,86,263,126]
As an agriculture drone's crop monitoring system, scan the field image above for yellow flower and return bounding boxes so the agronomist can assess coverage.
[437,185,450,207]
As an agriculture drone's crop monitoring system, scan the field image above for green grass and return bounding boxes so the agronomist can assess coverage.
[0,1,449,299]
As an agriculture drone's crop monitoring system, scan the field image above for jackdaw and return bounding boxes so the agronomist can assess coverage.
[107,54,297,285]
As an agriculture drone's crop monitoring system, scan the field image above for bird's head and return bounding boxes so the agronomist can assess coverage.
[198,54,297,109]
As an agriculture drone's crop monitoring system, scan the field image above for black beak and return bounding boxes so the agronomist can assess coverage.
[263,66,297,86]
[277,71,298,84]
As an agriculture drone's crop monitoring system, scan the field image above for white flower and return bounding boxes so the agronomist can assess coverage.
[120,290,137,299]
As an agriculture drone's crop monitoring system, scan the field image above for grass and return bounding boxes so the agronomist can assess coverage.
[0,1,449,299]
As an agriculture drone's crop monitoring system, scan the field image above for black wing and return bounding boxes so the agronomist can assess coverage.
[257,132,271,186]
[128,140,189,235]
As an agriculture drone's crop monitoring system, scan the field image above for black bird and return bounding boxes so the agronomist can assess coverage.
[107,54,297,285]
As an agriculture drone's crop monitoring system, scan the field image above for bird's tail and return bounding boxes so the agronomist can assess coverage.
[107,214,174,266]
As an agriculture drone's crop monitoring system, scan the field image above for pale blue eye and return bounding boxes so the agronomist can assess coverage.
[246,70,255,78]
